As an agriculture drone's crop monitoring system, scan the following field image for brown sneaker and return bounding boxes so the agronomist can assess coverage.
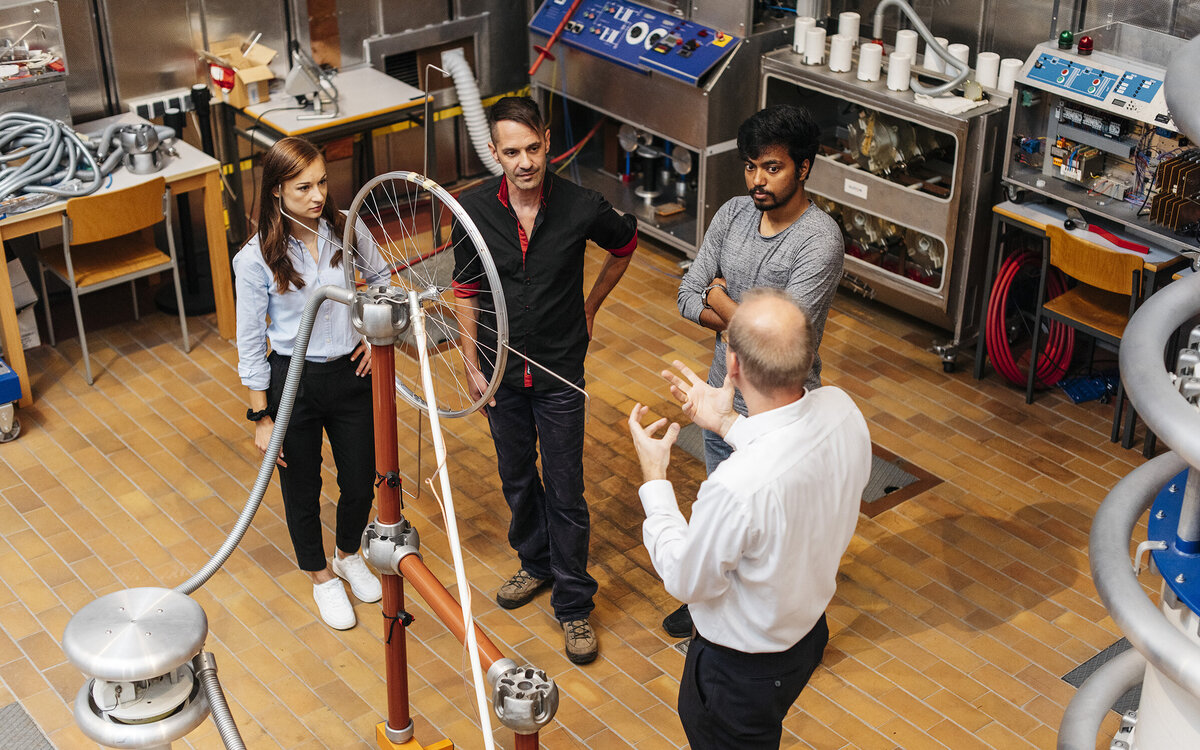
[563,619,598,664]
[496,569,549,609]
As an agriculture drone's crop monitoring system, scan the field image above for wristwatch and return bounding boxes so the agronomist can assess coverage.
[246,408,271,422]
[702,283,723,310]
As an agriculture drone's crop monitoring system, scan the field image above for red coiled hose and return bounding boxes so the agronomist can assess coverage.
[985,249,1075,387]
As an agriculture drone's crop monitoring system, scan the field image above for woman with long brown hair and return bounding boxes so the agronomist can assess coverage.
[233,136,387,629]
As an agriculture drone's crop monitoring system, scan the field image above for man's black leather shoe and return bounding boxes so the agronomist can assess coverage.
[662,603,692,638]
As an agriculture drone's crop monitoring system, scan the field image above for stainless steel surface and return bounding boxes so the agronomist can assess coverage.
[59,0,106,120]
[62,587,208,681]
[530,13,787,256]
[0,75,68,120]
[73,675,210,748]
[192,0,289,78]
[687,0,752,38]
[761,47,1009,342]
[99,0,199,109]
[364,14,491,95]
[333,0,376,68]
[380,0,450,35]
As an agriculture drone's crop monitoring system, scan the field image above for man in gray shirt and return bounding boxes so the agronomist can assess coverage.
[664,104,845,638]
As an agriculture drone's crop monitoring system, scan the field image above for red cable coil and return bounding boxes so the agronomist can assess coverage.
[985,249,1075,388]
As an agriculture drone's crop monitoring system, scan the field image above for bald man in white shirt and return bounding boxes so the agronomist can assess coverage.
[628,288,871,748]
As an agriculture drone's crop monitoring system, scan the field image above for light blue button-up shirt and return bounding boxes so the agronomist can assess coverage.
[233,218,388,391]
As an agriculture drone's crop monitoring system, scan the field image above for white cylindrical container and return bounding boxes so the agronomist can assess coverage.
[894,29,918,60]
[997,57,1023,93]
[793,16,816,55]
[923,36,948,72]
[829,34,853,72]
[838,11,860,41]
[887,52,912,91]
[857,42,883,81]
[975,51,1000,88]
[795,0,822,17]
[948,43,971,74]
[803,27,827,65]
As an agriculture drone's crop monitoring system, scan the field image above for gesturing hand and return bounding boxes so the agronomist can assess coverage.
[660,360,737,438]
[628,403,680,483]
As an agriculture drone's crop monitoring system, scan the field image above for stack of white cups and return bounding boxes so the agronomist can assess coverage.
[894,30,918,59]
[793,16,816,56]
[838,12,860,44]
[924,36,948,72]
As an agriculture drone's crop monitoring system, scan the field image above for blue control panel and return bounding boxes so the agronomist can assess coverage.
[1017,41,1174,130]
[529,0,740,86]
[1027,53,1119,101]
[1115,72,1162,103]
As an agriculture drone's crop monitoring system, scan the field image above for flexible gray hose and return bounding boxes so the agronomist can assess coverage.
[1058,647,1144,750]
[193,652,246,750]
[871,0,970,96]
[0,112,106,199]
[177,285,355,595]
[1090,451,1200,696]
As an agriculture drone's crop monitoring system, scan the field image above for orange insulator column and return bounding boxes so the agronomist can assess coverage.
[371,343,410,735]
[397,553,505,668]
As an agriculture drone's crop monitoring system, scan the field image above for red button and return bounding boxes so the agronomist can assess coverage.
[698,29,708,37]
[675,37,683,45]
[1061,69,1069,75]
[716,32,725,40]
[1092,78,1100,85]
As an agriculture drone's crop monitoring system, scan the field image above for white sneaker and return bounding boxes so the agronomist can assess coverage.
[313,578,355,630]
[331,553,383,603]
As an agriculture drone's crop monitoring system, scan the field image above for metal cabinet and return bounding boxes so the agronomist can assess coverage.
[760,47,1010,366]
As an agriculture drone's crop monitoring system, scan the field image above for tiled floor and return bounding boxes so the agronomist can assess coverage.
[0,238,1154,748]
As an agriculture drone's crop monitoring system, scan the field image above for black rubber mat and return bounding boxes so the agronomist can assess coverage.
[0,702,54,750]
[1062,638,1141,715]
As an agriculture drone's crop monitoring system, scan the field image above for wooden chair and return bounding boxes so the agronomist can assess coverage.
[36,177,190,385]
[1025,224,1144,445]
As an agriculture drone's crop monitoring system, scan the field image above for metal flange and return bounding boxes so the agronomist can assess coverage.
[492,664,559,735]
[353,285,410,346]
[362,517,421,575]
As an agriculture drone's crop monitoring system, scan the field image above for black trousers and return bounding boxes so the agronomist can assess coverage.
[678,614,829,749]
[271,352,376,572]
[485,379,597,622]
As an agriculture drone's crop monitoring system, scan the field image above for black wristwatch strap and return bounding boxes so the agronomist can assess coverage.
[246,408,271,422]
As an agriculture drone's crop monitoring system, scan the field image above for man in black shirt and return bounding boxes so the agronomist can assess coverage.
[451,96,637,664]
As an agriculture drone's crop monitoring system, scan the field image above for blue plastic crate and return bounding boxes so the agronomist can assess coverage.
[0,358,21,404]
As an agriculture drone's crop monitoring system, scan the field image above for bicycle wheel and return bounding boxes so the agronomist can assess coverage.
[342,171,508,418]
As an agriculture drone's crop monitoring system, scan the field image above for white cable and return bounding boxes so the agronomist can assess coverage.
[408,290,496,750]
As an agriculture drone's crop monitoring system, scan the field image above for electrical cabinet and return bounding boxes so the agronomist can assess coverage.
[760,48,1010,365]
[1003,23,1193,254]
[528,0,789,257]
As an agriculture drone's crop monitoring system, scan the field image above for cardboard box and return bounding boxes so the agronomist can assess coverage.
[204,39,277,109]
[16,306,39,350]
[8,259,37,311]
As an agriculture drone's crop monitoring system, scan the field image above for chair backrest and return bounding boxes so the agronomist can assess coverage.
[1045,224,1144,297]
[65,176,167,245]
